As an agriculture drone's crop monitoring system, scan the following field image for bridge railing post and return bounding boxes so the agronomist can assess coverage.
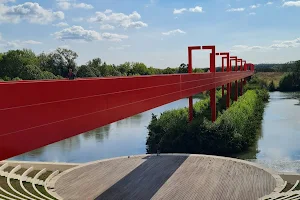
[230,56,238,101]
[188,46,201,122]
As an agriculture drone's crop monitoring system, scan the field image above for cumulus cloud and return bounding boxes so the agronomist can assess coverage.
[173,6,203,14]
[283,1,300,7]
[89,11,148,29]
[173,8,186,14]
[231,37,300,52]
[0,0,15,3]
[250,4,261,9]
[108,45,131,50]
[0,2,64,24]
[54,26,102,41]
[266,2,273,5]
[53,26,128,42]
[162,29,186,36]
[53,22,69,27]
[226,8,245,12]
[0,35,42,49]
[189,6,203,12]
[56,0,93,10]
[100,24,115,30]
[102,32,128,41]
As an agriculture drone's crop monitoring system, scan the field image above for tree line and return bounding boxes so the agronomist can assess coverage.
[0,48,205,81]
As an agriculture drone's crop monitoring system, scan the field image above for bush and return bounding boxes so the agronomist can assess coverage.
[12,77,22,81]
[41,71,57,80]
[268,81,276,91]
[19,64,43,80]
[146,89,268,156]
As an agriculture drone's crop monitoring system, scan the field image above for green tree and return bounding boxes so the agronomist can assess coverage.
[0,49,38,78]
[39,48,78,77]
[131,62,149,75]
[117,62,131,75]
[19,65,43,80]
[41,71,57,79]
[77,65,97,77]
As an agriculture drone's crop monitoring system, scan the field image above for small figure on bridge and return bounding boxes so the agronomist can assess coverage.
[67,68,76,80]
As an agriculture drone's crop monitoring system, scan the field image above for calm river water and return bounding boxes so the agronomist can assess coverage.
[10,92,300,173]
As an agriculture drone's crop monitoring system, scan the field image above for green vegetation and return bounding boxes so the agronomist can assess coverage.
[278,61,300,91]
[146,88,268,156]
[0,48,204,81]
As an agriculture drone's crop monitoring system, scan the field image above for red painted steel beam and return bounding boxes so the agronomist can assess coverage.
[216,52,230,98]
[219,52,231,109]
[188,46,201,122]
[202,46,216,122]
[0,71,254,161]
[230,56,238,101]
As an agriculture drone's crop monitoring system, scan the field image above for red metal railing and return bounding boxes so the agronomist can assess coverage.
[0,46,254,160]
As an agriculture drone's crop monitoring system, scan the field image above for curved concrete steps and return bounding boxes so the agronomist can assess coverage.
[260,180,300,200]
[0,164,59,200]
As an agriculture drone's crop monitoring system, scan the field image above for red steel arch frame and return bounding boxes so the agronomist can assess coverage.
[0,45,254,161]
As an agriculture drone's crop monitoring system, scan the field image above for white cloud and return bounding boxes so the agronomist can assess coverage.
[283,1,300,6]
[0,35,42,49]
[54,26,102,41]
[0,0,15,3]
[89,11,148,29]
[23,40,42,45]
[173,8,186,14]
[249,12,256,15]
[72,17,84,22]
[226,8,245,12]
[108,45,131,50]
[174,6,203,14]
[53,22,69,27]
[250,4,261,9]
[266,2,273,5]
[53,26,128,42]
[189,6,203,12]
[73,3,93,9]
[104,9,112,14]
[56,0,93,10]
[162,29,186,36]
[100,24,115,30]
[102,32,128,41]
[232,37,300,52]
[0,2,64,24]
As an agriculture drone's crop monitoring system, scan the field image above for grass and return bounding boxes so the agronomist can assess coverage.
[27,170,39,178]
[255,72,284,87]
[15,168,27,175]
[3,167,14,173]
[0,177,24,199]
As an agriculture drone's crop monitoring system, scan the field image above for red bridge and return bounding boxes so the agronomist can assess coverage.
[0,46,254,161]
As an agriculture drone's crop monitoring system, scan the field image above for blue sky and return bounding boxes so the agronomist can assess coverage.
[0,0,300,68]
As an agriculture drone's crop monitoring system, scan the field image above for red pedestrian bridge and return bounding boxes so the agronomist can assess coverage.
[0,45,254,160]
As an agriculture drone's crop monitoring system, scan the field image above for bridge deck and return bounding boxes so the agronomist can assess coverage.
[54,154,282,200]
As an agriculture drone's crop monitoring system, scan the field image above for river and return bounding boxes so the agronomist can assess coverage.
[9,92,300,173]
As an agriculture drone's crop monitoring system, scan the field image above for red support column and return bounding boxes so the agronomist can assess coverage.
[230,56,238,101]
[226,57,231,108]
[238,59,243,96]
[188,46,201,122]
[221,57,225,97]
[203,46,216,122]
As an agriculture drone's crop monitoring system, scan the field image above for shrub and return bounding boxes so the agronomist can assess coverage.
[146,89,268,156]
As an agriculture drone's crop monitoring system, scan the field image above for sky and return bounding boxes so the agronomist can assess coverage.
[0,0,300,68]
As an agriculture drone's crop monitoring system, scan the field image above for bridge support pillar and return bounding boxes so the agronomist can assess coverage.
[188,46,201,122]
[203,46,216,122]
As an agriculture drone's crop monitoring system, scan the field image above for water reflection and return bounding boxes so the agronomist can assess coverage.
[240,92,300,172]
